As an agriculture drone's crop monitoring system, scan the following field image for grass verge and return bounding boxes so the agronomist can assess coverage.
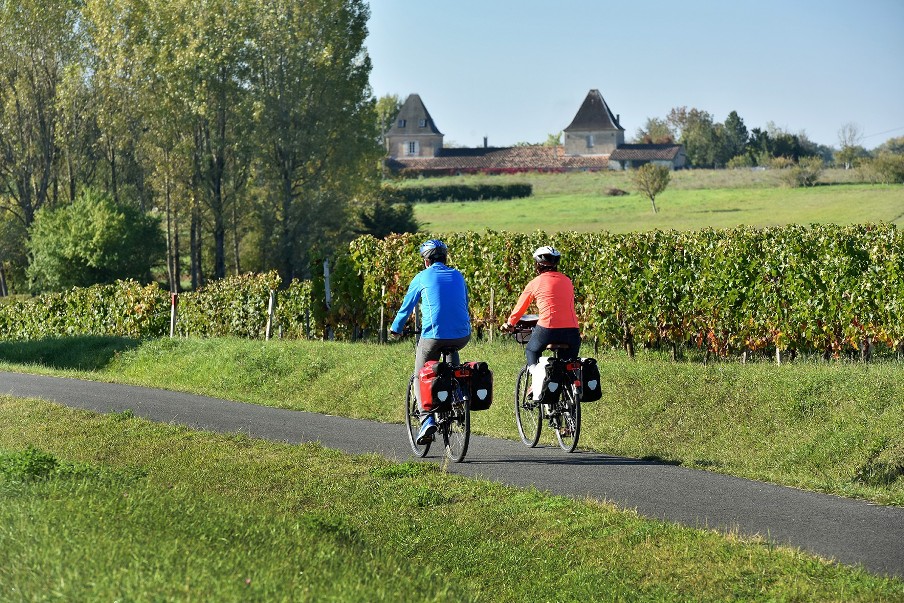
[0,335,901,507]
[1,397,902,601]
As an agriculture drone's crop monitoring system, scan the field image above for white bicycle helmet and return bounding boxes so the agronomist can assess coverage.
[532,245,561,266]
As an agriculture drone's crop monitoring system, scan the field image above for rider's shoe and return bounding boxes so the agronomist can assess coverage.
[416,415,437,445]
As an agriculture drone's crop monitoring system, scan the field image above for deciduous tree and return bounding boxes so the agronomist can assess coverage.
[26,189,164,292]
[631,163,670,214]
[249,0,379,281]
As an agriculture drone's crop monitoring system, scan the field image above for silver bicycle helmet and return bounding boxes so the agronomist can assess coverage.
[419,239,448,262]
[532,245,561,266]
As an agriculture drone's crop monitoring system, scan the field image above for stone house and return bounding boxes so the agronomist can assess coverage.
[384,89,685,174]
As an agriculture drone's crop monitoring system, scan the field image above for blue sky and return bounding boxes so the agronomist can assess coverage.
[366,0,904,150]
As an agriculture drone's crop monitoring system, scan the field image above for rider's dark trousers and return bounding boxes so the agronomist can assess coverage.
[525,326,580,366]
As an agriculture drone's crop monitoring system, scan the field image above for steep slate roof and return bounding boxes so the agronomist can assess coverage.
[609,144,684,161]
[564,89,624,132]
[385,93,443,136]
[385,146,608,173]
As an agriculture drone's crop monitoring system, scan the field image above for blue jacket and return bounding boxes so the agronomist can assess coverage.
[391,263,471,339]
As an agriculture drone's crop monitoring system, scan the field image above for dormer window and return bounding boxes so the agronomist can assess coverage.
[398,119,406,128]
[418,119,427,128]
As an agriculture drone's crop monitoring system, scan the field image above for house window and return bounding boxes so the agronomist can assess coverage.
[418,119,427,128]
[398,119,406,128]
[586,135,594,148]
[406,141,419,156]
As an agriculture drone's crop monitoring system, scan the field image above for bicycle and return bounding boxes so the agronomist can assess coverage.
[507,315,582,453]
[399,330,471,463]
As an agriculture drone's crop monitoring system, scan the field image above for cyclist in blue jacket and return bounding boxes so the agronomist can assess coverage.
[390,239,471,444]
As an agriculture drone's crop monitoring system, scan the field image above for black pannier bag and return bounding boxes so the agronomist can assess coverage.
[418,360,454,412]
[580,357,602,402]
[462,361,493,411]
[529,357,563,403]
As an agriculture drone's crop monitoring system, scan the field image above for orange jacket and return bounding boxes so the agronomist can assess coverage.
[507,271,578,329]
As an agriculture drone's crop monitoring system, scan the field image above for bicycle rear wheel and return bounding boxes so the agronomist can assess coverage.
[554,386,581,452]
[405,375,431,457]
[515,366,542,447]
[443,388,470,463]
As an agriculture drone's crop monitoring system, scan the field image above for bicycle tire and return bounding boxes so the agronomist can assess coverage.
[443,386,470,463]
[405,375,431,457]
[554,384,581,453]
[514,365,542,447]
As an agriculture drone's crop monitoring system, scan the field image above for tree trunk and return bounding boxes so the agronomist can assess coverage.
[191,198,202,290]
[623,323,635,359]
[172,204,182,293]
[232,199,241,275]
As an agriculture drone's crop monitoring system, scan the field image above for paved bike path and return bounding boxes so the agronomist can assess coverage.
[2,370,902,579]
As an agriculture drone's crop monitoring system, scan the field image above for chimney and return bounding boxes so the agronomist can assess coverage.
[484,136,488,148]
[616,114,620,126]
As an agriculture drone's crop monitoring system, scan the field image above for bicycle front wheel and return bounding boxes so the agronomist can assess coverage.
[515,366,541,447]
[554,386,581,453]
[443,390,470,463]
[405,375,431,457]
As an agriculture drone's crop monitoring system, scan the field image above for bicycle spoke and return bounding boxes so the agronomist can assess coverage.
[515,366,542,447]
[443,390,470,462]
[405,375,431,457]
[555,386,581,453]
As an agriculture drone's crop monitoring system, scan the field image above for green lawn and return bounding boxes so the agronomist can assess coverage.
[405,171,904,234]
[2,397,902,601]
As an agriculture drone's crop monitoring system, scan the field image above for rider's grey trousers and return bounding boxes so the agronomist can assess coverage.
[414,335,471,408]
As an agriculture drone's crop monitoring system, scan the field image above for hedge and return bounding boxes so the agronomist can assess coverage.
[336,224,904,359]
[0,273,317,341]
[2,224,902,361]
[381,183,532,204]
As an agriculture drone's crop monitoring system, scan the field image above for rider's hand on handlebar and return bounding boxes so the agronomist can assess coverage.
[389,330,402,340]
[500,322,514,333]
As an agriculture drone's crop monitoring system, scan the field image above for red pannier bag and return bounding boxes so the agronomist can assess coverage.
[418,360,454,411]
[461,361,493,411]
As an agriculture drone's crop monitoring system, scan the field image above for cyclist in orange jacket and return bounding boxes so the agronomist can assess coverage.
[502,246,580,365]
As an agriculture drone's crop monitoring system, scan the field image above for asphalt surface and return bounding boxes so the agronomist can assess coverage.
[2,370,903,579]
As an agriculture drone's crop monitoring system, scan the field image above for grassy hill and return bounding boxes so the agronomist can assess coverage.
[405,169,904,234]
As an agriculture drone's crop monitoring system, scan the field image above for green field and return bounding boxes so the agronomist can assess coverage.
[406,170,904,234]
[4,396,901,601]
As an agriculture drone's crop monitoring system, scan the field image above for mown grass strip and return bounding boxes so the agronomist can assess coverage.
[0,336,901,507]
[1,397,901,601]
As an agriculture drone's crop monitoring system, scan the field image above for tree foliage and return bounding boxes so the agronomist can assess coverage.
[26,189,164,292]
[631,163,671,214]
[0,0,86,226]
[0,0,381,293]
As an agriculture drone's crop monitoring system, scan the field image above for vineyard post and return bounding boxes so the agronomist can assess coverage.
[265,289,276,340]
[489,288,494,343]
[324,258,333,341]
[169,293,178,338]
[380,285,386,343]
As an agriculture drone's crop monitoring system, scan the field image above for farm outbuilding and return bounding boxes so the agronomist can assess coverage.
[608,144,687,171]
